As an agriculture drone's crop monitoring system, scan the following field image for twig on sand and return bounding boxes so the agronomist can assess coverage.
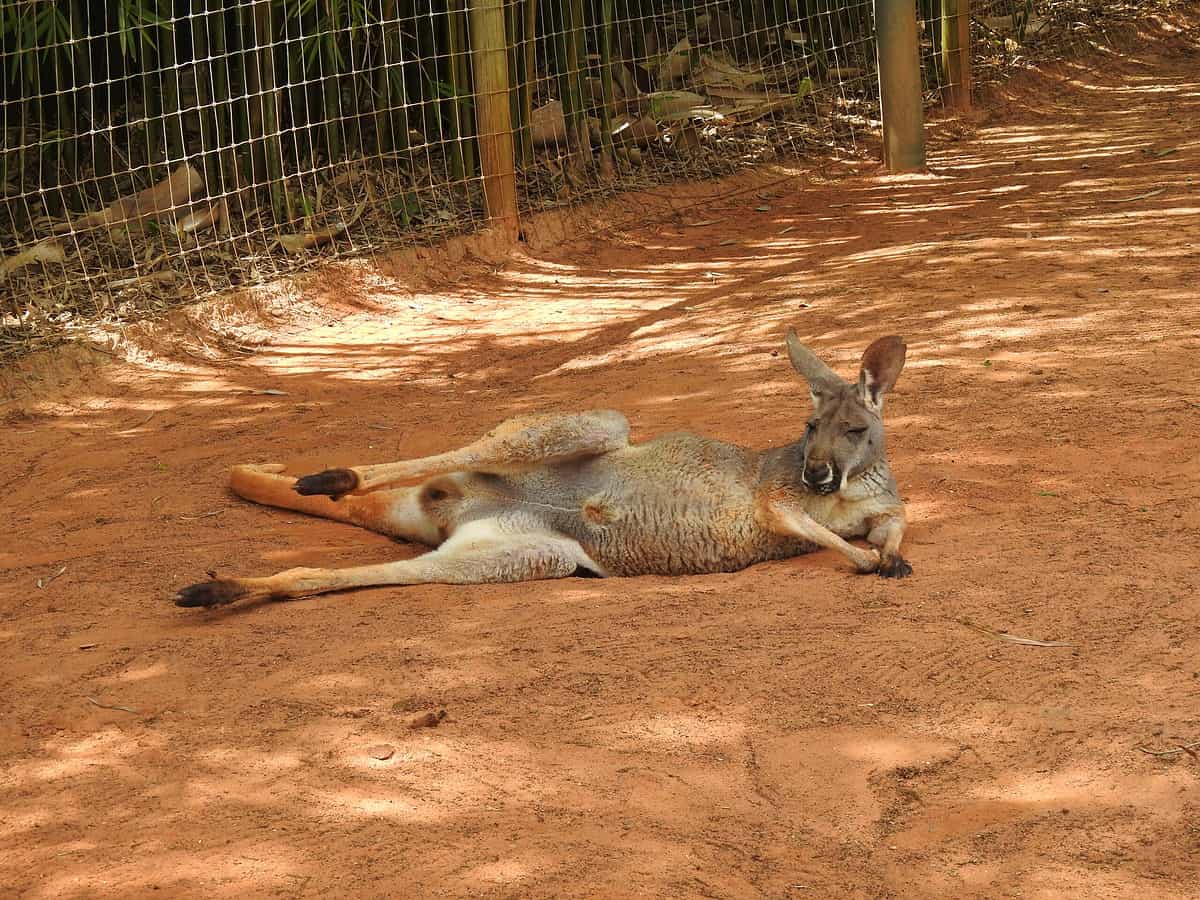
[87,697,139,714]
[958,619,1072,647]
[179,509,225,521]
[37,565,67,589]
[1136,740,1200,759]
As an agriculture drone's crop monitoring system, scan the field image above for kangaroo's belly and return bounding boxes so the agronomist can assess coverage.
[484,434,816,576]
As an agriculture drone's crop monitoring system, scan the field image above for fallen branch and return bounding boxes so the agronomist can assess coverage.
[1136,740,1200,758]
[37,565,67,589]
[59,163,206,233]
[87,697,139,714]
[958,619,1072,647]
[179,509,225,521]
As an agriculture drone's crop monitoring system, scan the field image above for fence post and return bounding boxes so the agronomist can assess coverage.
[941,0,972,109]
[875,0,926,172]
[469,0,520,238]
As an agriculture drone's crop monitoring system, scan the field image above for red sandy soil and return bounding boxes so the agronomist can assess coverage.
[2,17,1199,899]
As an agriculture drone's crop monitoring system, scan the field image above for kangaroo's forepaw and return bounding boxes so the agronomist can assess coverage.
[175,579,249,608]
[293,467,359,499]
[878,554,913,579]
[854,547,882,574]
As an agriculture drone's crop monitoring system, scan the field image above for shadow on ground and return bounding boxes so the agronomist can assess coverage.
[2,19,1199,900]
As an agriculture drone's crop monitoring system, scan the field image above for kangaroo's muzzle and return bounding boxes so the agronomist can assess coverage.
[801,461,841,495]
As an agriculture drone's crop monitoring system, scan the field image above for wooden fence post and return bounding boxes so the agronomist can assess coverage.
[469,0,520,238]
[941,0,972,109]
[875,0,926,172]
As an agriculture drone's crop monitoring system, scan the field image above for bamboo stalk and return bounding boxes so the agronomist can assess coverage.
[374,0,399,155]
[52,42,74,213]
[322,12,343,165]
[940,0,972,109]
[506,0,524,166]
[552,1,586,174]
[161,11,183,164]
[566,0,588,172]
[208,3,235,197]
[804,0,830,74]
[345,10,366,157]
[772,0,789,55]
[386,0,410,157]
[142,41,162,178]
[282,4,306,165]
[446,2,468,184]
[242,3,264,186]
[521,0,537,166]
[193,2,220,193]
[253,0,286,223]
[416,6,441,141]
[597,0,616,178]
[455,2,476,177]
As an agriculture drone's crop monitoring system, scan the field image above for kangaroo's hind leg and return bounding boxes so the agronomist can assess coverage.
[174,519,602,609]
[294,410,629,498]
[229,463,442,545]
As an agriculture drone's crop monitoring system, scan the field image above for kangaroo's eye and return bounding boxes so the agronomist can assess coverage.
[846,427,868,437]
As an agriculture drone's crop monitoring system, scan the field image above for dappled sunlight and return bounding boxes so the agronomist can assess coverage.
[617,712,747,751]
[312,785,449,822]
[3,24,1200,899]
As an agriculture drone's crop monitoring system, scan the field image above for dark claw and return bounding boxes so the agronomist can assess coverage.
[878,555,913,579]
[294,468,358,498]
[175,580,248,608]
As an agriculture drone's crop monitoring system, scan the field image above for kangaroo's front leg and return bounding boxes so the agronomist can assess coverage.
[173,521,601,609]
[762,493,881,574]
[294,410,629,498]
[867,510,912,579]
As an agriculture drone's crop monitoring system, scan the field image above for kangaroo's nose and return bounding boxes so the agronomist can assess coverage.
[802,461,840,494]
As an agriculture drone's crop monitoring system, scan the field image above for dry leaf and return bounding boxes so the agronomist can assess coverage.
[62,163,205,233]
[656,37,692,86]
[611,115,659,147]
[367,744,396,761]
[531,100,567,148]
[177,199,227,235]
[36,565,67,589]
[0,241,65,282]
[959,619,1072,647]
[646,90,709,121]
[705,85,773,102]
[696,54,766,89]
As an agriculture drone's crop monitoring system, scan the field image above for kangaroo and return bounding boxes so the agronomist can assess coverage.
[174,332,912,609]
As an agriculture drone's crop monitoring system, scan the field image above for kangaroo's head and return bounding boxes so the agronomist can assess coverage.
[784,331,907,495]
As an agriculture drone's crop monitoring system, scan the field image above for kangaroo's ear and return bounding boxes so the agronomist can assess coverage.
[858,336,907,412]
[786,330,841,408]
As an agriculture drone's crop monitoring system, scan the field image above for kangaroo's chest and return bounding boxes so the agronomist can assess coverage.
[802,490,896,538]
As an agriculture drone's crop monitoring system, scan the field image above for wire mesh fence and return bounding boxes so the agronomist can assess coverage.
[0,1,992,358]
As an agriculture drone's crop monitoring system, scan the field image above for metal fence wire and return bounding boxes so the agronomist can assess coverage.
[0,0,977,357]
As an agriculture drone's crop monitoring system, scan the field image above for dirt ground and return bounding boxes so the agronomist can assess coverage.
[3,16,1199,900]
